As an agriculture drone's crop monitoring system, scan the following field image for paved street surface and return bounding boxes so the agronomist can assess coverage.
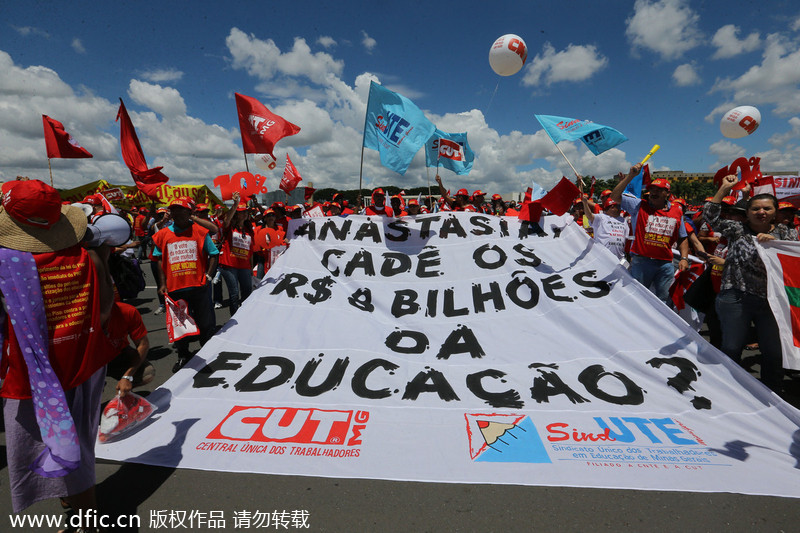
[2,263,800,532]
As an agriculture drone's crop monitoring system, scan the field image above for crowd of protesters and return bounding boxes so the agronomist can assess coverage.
[0,165,797,527]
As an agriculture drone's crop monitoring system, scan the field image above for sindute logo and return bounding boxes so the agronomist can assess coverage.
[249,114,275,135]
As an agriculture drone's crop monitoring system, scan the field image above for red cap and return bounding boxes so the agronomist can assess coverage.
[603,198,620,209]
[473,190,485,197]
[372,188,385,196]
[721,196,737,206]
[195,203,210,212]
[778,202,795,210]
[600,189,612,197]
[263,208,275,216]
[672,198,687,208]
[169,196,196,210]
[235,202,248,212]
[648,179,670,191]
[491,194,503,201]
[408,199,419,206]
[2,180,62,228]
[82,194,104,206]
[455,188,469,197]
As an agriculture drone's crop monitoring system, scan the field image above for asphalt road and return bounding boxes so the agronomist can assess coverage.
[2,263,800,532]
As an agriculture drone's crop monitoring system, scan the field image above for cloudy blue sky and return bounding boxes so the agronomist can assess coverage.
[1,0,799,194]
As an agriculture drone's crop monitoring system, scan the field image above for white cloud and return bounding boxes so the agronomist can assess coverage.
[361,31,377,53]
[71,38,86,55]
[128,79,187,117]
[0,49,243,188]
[12,26,49,38]
[522,43,608,87]
[711,25,761,59]
[625,0,702,60]
[768,116,800,146]
[226,28,344,88]
[317,36,336,49]
[709,33,800,116]
[139,68,184,83]
[673,63,701,86]
[791,16,800,32]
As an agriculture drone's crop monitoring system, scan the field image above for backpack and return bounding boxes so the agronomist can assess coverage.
[108,254,146,299]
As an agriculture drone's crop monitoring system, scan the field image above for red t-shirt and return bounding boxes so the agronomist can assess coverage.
[365,205,394,217]
[630,202,685,261]
[1,246,116,399]
[219,227,255,270]
[153,224,212,292]
[106,302,148,354]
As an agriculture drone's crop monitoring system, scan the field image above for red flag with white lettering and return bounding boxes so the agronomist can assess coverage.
[235,93,301,156]
[42,115,93,158]
[438,138,464,161]
[280,154,303,194]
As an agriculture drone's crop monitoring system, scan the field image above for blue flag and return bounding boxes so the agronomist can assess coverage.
[363,81,436,175]
[424,130,474,175]
[530,180,546,201]
[534,114,628,156]
[624,163,650,198]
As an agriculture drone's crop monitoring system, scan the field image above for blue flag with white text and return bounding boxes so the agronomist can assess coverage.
[534,114,628,156]
[363,81,436,175]
[424,130,475,175]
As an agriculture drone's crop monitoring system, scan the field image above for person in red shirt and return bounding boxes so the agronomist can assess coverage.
[218,192,256,315]
[611,164,690,303]
[434,175,475,211]
[390,195,408,217]
[152,196,219,372]
[0,180,115,515]
[364,188,394,216]
[332,193,354,215]
[105,301,154,395]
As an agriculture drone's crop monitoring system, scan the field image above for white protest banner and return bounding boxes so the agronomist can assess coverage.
[98,213,800,498]
[773,176,800,205]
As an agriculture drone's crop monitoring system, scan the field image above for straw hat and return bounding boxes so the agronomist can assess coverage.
[0,180,87,253]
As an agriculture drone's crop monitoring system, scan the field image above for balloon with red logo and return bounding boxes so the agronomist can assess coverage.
[489,34,528,76]
[720,105,761,139]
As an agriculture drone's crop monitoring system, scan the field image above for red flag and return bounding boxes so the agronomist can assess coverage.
[116,99,169,198]
[304,187,316,201]
[235,93,301,156]
[42,115,92,158]
[589,176,596,198]
[669,262,705,311]
[518,177,580,223]
[280,154,303,194]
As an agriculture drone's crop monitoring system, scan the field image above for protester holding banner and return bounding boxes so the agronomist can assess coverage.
[152,196,219,372]
[0,179,116,516]
[105,301,154,395]
[611,164,690,303]
[704,174,798,391]
[219,191,255,315]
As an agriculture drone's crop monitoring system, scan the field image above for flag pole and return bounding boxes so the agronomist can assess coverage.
[549,139,583,186]
[242,150,250,173]
[359,82,374,195]
[47,158,53,187]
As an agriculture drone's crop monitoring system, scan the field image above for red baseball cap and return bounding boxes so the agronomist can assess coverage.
[492,194,503,201]
[3,180,63,228]
[82,194,104,206]
[473,190,485,197]
[195,203,210,212]
[408,199,419,206]
[169,196,196,210]
[603,198,620,209]
[721,196,737,206]
[235,202,248,212]
[648,179,670,191]
[600,189,612,197]
[455,188,469,197]
[778,202,795,210]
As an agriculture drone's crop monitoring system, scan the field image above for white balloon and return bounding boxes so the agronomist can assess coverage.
[489,34,528,76]
[720,105,761,139]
